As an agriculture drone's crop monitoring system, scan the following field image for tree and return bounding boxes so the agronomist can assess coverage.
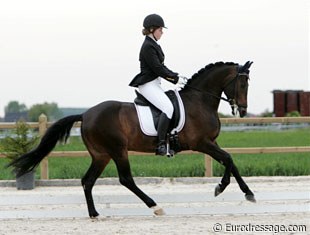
[28,102,63,121]
[5,101,27,114]
[0,121,39,160]
[0,120,39,189]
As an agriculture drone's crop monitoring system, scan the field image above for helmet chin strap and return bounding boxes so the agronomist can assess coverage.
[149,33,158,41]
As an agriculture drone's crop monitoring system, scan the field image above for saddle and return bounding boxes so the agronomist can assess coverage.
[133,90,185,154]
[134,90,180,131]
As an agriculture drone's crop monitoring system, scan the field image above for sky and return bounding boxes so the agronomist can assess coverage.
[0,0,309,117]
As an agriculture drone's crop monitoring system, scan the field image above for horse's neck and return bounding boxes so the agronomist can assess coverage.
[180,66,233,111]
[204,67,232,94]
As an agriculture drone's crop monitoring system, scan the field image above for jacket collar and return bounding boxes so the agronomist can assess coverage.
[146,35,159,46]
[147,34,157,42]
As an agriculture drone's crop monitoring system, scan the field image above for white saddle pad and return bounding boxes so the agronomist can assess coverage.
[134,90,185,136]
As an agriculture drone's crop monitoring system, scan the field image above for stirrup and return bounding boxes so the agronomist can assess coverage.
[156,141,174,158]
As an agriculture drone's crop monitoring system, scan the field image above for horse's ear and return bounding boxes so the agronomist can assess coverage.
[246,61,253,69]
[241,61,253,73]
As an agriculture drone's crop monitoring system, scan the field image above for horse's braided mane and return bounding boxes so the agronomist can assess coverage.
[187,62,237,86]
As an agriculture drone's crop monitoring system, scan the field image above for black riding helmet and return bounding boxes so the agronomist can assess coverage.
[143,14,166,29]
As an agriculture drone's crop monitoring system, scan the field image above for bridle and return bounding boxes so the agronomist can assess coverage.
[182,70,249,116]
[223,72,249,115]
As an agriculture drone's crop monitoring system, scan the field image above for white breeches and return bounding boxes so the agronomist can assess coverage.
[138,79,174,119]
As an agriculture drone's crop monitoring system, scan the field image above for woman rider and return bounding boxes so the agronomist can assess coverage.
[129,14,182,156]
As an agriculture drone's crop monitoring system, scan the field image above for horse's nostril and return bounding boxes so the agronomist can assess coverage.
[238,108,247,117]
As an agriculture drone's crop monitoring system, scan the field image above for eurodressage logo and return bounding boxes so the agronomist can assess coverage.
[212,223,307,233]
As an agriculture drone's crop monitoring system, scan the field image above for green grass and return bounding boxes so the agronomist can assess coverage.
[214,128,310,176]
[1,128,309,179]
[217,128,310,148]
[48,154,205,179]
[213,153,310,176]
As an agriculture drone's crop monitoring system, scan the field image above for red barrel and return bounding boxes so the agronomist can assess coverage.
[299,91,310,116]
[286,91,300,113]
[273,90,286,117]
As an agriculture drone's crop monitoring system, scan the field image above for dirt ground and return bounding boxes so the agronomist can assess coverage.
[0,213,308,235]
[0,176,309,235]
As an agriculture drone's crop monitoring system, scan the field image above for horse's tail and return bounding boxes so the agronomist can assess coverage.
[7,114,83,177]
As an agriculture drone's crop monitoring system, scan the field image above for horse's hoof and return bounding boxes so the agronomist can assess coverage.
[152,205,166,216]
[89,211,100,218]
[214,184,223,197]
[245,194,256,203]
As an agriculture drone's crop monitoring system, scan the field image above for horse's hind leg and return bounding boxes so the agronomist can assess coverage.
[81,156,110,218]
[113,151,165,215]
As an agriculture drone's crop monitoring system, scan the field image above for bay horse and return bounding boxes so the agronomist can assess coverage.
[8,61,256,218]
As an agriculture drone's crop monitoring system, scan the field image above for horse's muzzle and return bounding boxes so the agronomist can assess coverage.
[238,106,247,117]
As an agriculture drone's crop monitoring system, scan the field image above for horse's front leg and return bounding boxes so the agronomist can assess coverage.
[199,141,233,196]
[214,142,256,202]
[212,141,256,202]
[231,163,256,202]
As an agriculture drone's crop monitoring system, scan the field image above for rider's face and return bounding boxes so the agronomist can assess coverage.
[153,27,163,41]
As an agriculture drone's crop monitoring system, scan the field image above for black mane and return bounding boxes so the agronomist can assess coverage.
[186,62,237,86]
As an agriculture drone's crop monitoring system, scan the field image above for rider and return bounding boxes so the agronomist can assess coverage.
[129,14,180,156]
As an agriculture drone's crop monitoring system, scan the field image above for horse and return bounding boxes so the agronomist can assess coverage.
[8,61,256,218]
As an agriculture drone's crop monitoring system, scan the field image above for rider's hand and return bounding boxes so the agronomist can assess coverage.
[177,76,188,88]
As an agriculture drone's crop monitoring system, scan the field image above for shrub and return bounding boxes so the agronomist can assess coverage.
[285,111,301,117]
[0,121,39,160]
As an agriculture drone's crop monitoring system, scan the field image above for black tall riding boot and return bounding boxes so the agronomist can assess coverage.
[155,113,171,156]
